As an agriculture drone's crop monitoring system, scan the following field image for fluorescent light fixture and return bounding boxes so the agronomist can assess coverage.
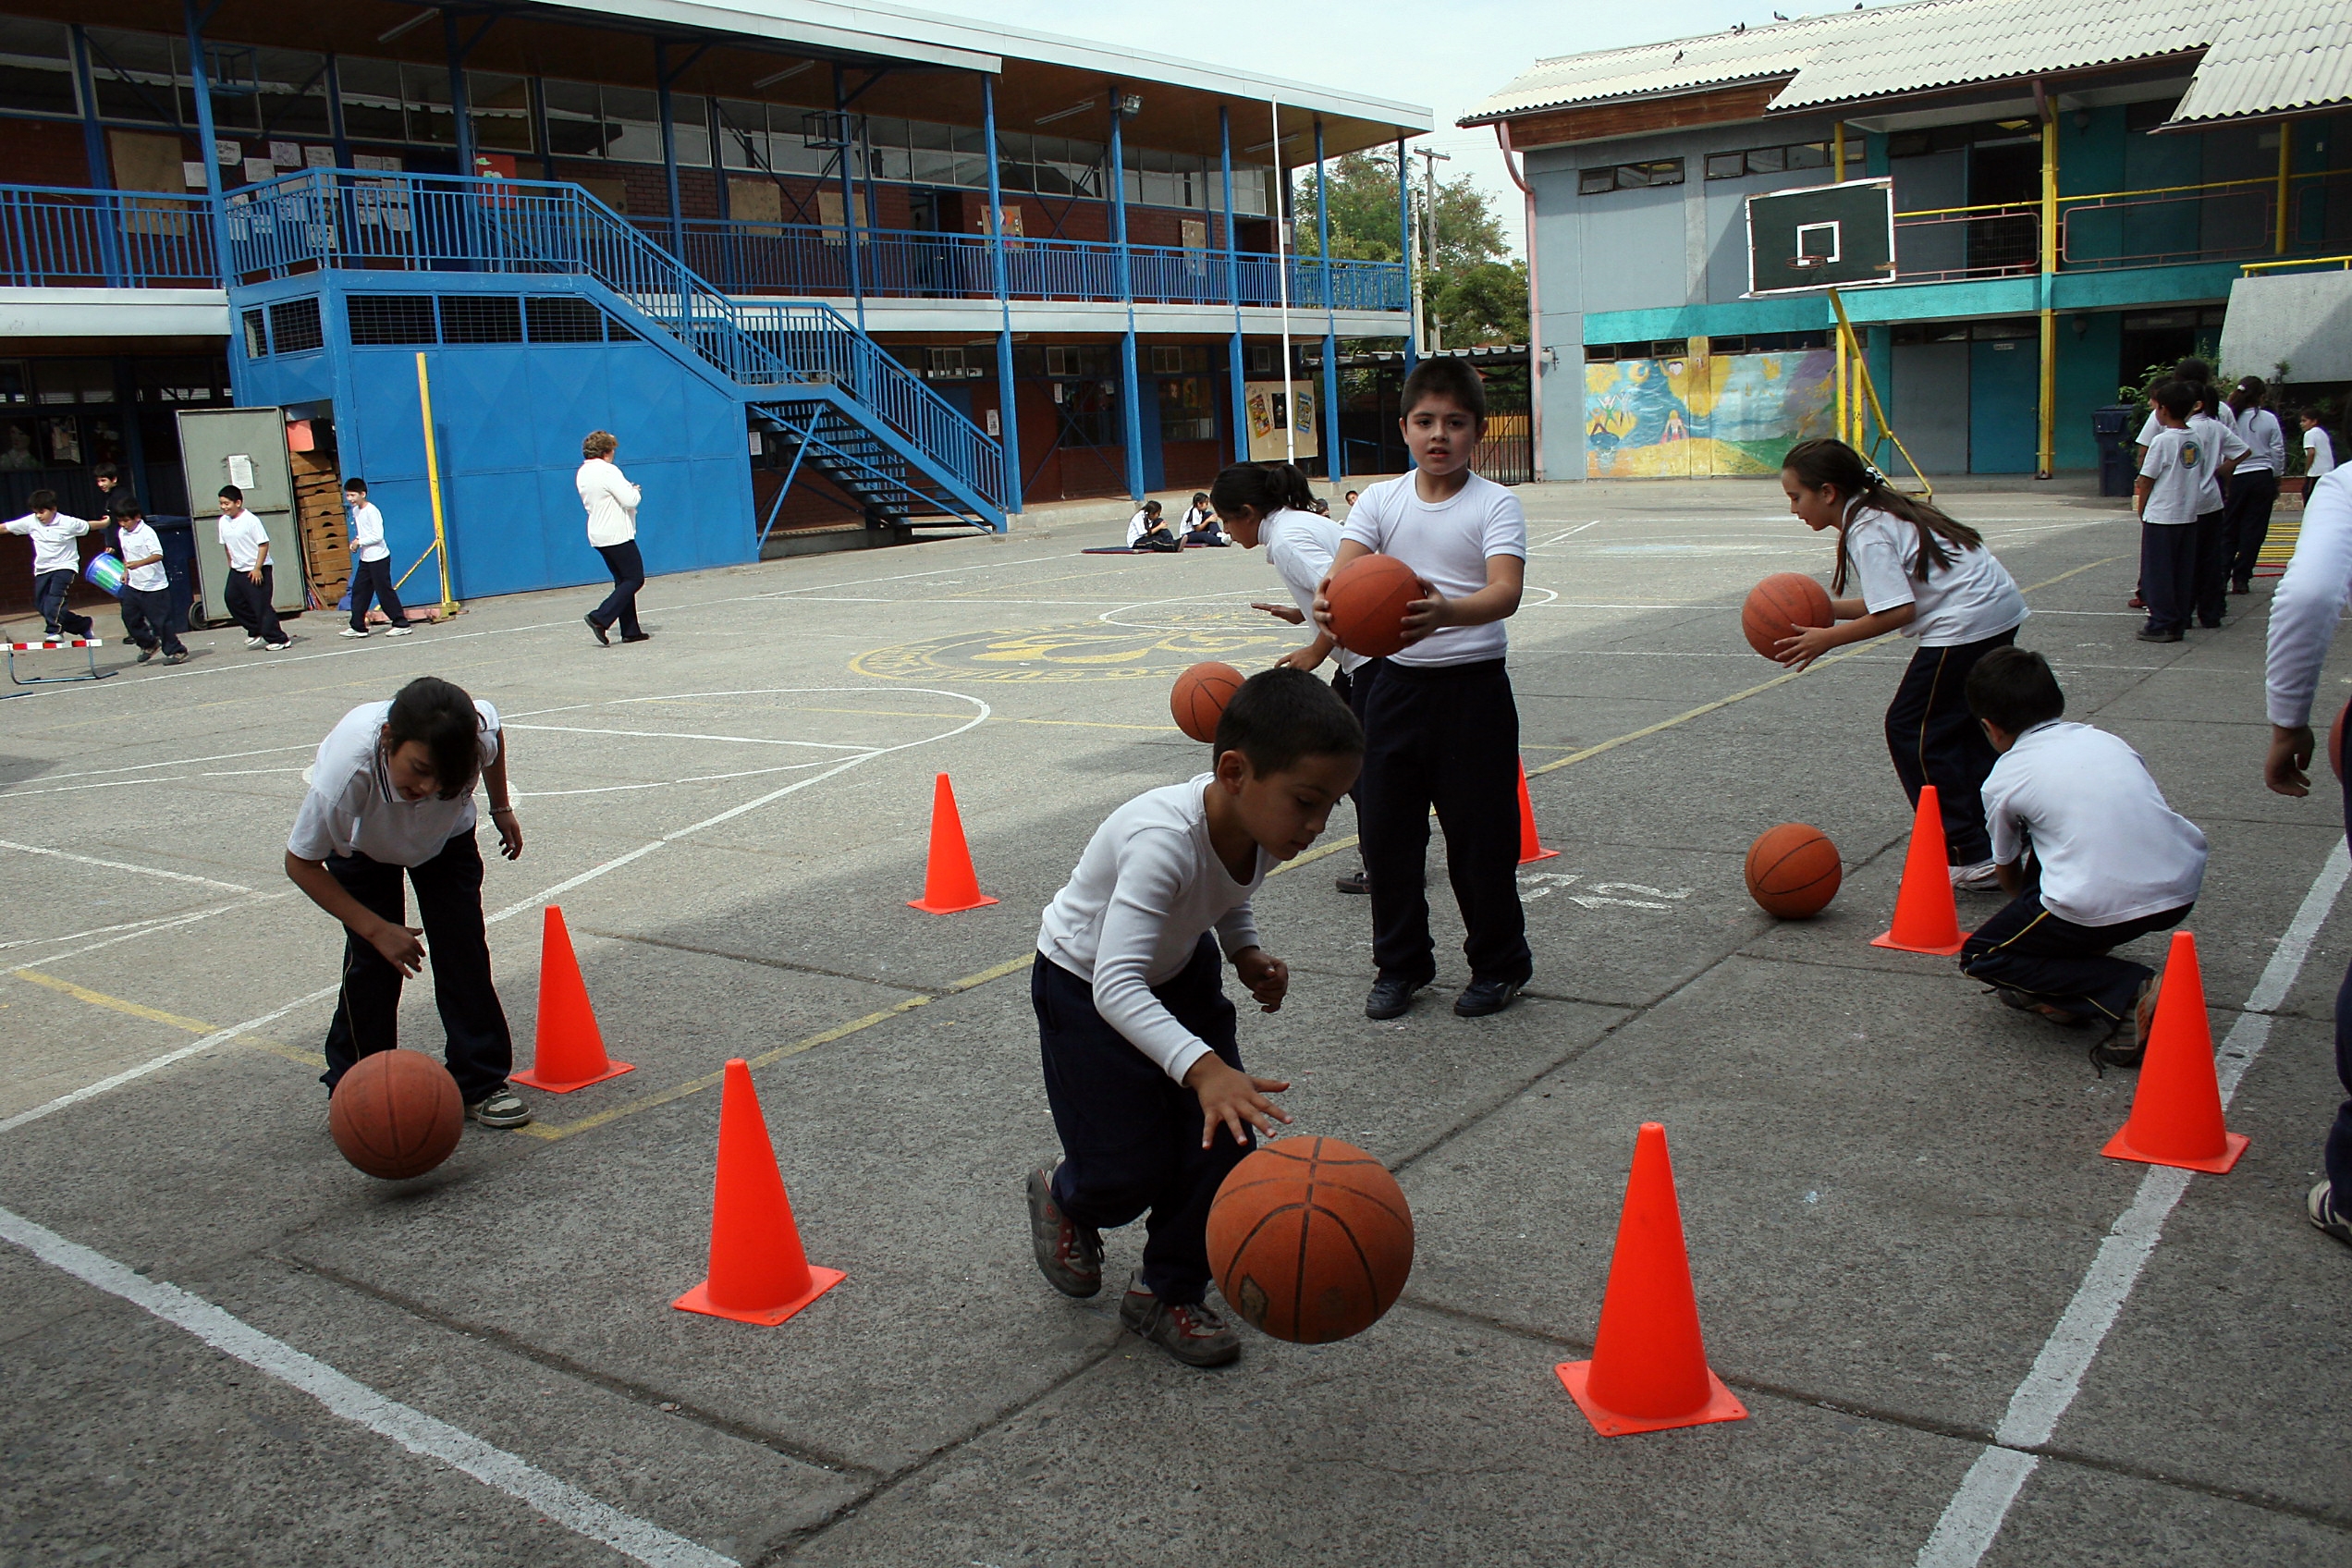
[1035,97,1098,127]
[376,8,438,43]
[752,60,816,90]
[1119,93,1143,116]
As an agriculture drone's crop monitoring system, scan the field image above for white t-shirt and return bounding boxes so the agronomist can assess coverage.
[218,510,271,570]
[2263,470,2352,728]
[2138,402,2236,448]
[348,501,390,563]
[288,698,503,867]
[2307,425,2336,478]
[2230,408,2285,476]
[1844,504,2027,646]
[1260,508,1365,674]
[4,512,92,575]
[115,521,167,592]
[1035,774,1268,1084]
[1981,722,2206,926]
[1339,471,1528,668]
[2138,427,2211,524]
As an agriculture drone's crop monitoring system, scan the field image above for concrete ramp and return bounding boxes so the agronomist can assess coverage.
[2221,269,2352,382]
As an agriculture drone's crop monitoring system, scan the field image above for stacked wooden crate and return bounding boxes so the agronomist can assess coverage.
[290,447,350,610]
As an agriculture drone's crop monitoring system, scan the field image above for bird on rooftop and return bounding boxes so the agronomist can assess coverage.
[1732,20,1746,31]
[1672,49,1684,62]
[1772,9,1789,17]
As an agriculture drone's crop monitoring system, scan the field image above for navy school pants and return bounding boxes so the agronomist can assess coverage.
[2330,765,2352,1207]
[319,830,514,1105]
[1330,657,1381,830]
[222,564,286,643]
[590,540,643,637]
[2224,470,2280,592]
[2191,501,2236,627]
[2139,520,2197,636]
[118,584,183,655]
[1883,628,2015,866]
[348,555,408,631]
[1357,656,1530,986]
[1035,937,1247,1305]
[1958,863,2190,1025]
[33,570,92,638]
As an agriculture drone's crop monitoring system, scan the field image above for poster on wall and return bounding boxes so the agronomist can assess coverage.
[1584,349,1835,479]
[1243,379,1317,463]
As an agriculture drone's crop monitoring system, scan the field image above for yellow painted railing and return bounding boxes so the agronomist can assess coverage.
[2242,253,2352,275]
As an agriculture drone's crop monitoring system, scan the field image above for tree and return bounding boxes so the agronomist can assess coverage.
[1292,151,1525,346]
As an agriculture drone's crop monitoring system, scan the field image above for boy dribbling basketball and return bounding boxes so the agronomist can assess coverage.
[1025,668,1361,1366]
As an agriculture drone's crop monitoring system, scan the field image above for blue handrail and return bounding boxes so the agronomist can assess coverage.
[220,167,1003,516]
[0,183,217,288]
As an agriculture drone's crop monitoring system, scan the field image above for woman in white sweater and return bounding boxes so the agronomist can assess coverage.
[576,429,647,644]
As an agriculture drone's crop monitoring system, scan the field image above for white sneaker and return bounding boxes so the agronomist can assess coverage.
[339,627,370,639]
[264,640,292,653]
[245,636,265,648]
[381,625,414,638]
[1950,859,2001,890]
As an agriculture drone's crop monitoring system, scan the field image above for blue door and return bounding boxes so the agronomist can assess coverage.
[1969,337,2038,474]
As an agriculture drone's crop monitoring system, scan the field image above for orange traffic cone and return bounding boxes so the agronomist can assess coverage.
[674,1060,846,1326]
[908,772,998,914]
[1517,759,1560,864]
[2103,932,2247,1173]
[511,905,633,1092]
[1556,1122,1748,1436]
[1869,785,1965,955]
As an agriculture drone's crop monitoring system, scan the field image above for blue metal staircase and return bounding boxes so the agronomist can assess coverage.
[223,169,1006,529]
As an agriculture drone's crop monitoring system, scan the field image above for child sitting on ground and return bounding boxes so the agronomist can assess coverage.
[1957,647,2206,1071]
[1180,491,1230,546]
[1126,499,1180,553]
[1025,668,1362,1367]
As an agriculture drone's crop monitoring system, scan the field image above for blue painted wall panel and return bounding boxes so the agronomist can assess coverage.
[1969,338,2040,474]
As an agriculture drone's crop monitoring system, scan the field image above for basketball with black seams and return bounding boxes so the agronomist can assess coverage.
[329,1048,464,1180]
[1170,660,1245,743]
[1207,1135,1414,1343]
[1742,572,1834,659]
[1745,823,1843,919]
[1324,554,1422,658]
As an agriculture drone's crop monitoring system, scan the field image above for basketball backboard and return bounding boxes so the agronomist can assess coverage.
[1744,178,1896,297]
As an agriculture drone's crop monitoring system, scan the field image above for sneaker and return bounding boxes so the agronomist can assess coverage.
[264,640,292,653]
[1334,870,1369,895]
[1025,1164,1102,1298]
[163,651,189,665]
[1950,859,2002,891]
[1118,1273,1240,1367]
[620,631,652,643]
[1993,986,2089,1028]
[246,635,265,648]
[2308,1181,2352,1247]
[1454,976,1524,1018]
[1366,974,1429,1021]
[464,1087,532,1128]
[2229,582,2251,595]
[339,627,371,639]
[382,625,414,638]
[136,646,155,664]
[2135,628,2183,643]
[584,614,610,646]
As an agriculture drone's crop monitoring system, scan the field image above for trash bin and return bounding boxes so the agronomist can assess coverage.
[2093,404,2137,498]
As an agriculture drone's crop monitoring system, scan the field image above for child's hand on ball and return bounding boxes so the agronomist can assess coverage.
[1233,946,1288,1011]
[1397,579,1445,643]
[1183,1056,1292,1147]
[1774,624,1840,669]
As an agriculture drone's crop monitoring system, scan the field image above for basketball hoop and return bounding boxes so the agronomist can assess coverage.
[1786,256,1825,270]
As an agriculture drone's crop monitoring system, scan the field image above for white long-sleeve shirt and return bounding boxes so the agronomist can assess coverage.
[348,500,390,563]
[576,458,641,547]
[1036,775,1267,1084]
[2232,407,2285,476]
[5,511,92,574]
[2265,470,2352,729]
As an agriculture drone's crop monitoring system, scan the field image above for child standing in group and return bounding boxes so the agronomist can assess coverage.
[1026,668,1359,1366]
[2134,382,2219,643]
[1316,358,1530,1020]
[2226,377,2285,596]
[1774,438,2028,890]
[283,675,531,1129]
[1958,648,2205,1071]
[340,477,414,641]
[214,484,290,652]
[107,499,187,665]
[2303,409,2337,481]
[4,489,96,641]
[2188,384,2250,627]
[1216,459,1376,896]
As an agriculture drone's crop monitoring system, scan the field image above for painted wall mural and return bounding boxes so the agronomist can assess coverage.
[1585,349,1837,479]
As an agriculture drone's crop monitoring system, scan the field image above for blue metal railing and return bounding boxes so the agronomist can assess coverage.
[218,168,1003,518]
[0,184,217,288]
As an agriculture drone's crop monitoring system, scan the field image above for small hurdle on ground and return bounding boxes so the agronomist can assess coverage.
[6,636,112,688]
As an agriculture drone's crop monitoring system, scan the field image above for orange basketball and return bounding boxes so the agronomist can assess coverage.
[1742,572,1834,659]
[1170,660,1245,743]
[1207,1135,1414,1343]
[1325,553,1422,658]
[328,1048,463,1180]
[1745,823,1843,919]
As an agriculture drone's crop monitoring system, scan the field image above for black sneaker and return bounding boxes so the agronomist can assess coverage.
[1366,974,1429,1021]
[1454,977,1525,1018]
[2135,629,2183,643]
[136,646,155,664]
[1026,1165,1101,1297]
[1118,1273,1240,1367]
[620,631,652,643]
[1334,870,1369,895]
[464,1087,532,1128]
[584,614,610,646]
[2308,1181,2352,1247]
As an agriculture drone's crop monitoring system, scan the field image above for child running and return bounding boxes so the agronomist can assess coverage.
[1025,668,1360,1366]
[5,490,97,642]
[1957,648,2205,1071]
[107,498,187,665]
[1773,438,2027,890]
[341,477,415,640]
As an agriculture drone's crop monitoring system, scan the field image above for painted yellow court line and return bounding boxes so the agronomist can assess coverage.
[11,971,320,1069]
[1010,717,1183,731]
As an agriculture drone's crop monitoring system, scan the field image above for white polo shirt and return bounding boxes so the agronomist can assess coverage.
[115,520,168,593]
[1980,721,2206,926]
[4,512,92,575]
[288,698,503,867]
[1260,508,1365,674]
[1844,505,2027,647]
[2138,428,2210,524]
[1339,471,1527,668]
[218,510,271,571]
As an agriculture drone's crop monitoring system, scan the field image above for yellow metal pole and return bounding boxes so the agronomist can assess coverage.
[1829,287,1932,498]
[414,351,458,616]
[1833,123,1845,182]
[1832,296,1849,445]
[2275,121,2293,255]
[2036,101,2058,480]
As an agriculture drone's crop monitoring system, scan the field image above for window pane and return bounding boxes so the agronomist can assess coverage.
[543,79,604,158]
[1645,158,1684,186]
[469,72,533,153]
[254,48,329,138]
[1613,165,1648,189]
[87,29,180,127]
[0,19,79,117]
[337,56,408,144]
[669,95,711,166]
[908,119,952,152]
[1746,146,1784,174]
[602,85,662,163]
[404,64,455,146]
[1705,152,1745,180]
[716,101,766,170]
[1580,168,1614,195]
[1786,141,1829,170]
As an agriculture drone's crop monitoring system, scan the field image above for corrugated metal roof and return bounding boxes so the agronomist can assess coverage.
[1463,0,2343,130]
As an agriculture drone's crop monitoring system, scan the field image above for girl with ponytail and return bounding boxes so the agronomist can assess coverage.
[1775,437,2029,889]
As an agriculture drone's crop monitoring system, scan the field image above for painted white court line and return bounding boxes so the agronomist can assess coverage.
[505,722,875,751]
[0,839,251,893]
[0,1206,735,1568]
[0,742,311,790]
[0,896,274,982]
[1914,839,2352,1568]
[0,913,187,953]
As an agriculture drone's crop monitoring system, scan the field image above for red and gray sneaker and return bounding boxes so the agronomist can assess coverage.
[1118,1272,1241,1367]
[1026,1164,1102,1297]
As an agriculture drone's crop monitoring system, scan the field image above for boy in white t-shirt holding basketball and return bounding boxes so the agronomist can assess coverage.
[1315,359,1530,1021]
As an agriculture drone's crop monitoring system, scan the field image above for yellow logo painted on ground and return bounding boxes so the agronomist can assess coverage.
[852,609,1289,683]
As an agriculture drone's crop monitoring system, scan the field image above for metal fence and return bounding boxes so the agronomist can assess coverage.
[0,184,217,288]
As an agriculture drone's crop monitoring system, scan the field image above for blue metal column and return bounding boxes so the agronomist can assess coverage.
[983,73,1021,525]
[655,43,684,261]
[1223,105,1247,465]
[527,76,553,182]
[1109,87,1145,502]
[443,12,477,175]
[1316,118,1341,483]
[68,27,124,286]
[326,55,354,172]
[180,0,228,292]
[1398,137,1415,375]
[833,66,864,329]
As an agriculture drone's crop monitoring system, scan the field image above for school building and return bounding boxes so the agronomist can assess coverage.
[1464,0,2352,483]
[0,0,1424,610]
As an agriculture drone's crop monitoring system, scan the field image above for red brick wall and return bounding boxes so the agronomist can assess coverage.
[0,118,104,188]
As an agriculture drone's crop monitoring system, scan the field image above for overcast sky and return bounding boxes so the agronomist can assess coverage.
[979,0,1768,254]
